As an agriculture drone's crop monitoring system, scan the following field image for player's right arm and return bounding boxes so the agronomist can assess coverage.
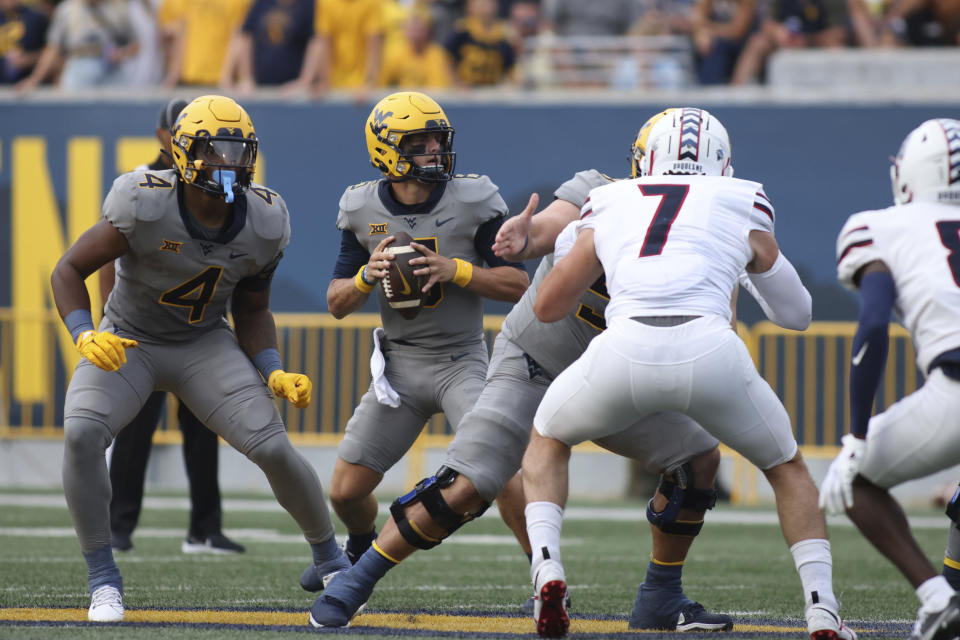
[51,220,137,371]
[326,232,396,319]
[51,220,129,324]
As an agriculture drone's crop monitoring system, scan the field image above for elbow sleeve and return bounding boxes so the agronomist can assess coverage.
[744,252,812,331]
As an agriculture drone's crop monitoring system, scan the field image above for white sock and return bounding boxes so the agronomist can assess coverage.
[525,501,564,581]
[917,576,954,613]
[790,538,839,612]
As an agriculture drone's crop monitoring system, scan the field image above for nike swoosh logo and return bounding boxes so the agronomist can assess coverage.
[852,343,868,367]
[436,217,456,227]
[229,251,247,259]
[450,353,467,361]
[396,267,412,295]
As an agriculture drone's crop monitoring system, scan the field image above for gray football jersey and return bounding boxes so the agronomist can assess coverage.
[500,169,615,378]
[337,175,507,348]
[103,169,291,342]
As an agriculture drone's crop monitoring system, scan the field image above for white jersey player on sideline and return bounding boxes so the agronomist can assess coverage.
[821,118,960,640]
[521,108,855,640]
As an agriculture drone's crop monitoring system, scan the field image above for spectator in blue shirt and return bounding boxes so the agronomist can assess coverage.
[222,0,314,92]
[0,0,49,83]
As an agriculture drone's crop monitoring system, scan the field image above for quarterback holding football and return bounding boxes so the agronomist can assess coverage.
[312,92,532,600]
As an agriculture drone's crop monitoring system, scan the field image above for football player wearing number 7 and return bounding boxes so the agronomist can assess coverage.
[822,118,960,640]
[317,91,530,596]
[50,95,349,623]
[521,108,853,639]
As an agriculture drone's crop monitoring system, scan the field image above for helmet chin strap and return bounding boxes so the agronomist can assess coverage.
[213,170,237,203]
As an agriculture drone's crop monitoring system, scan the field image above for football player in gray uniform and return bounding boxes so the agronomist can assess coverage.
[309,110,732,632]
[50,95,349,623]
[313,91,530,594]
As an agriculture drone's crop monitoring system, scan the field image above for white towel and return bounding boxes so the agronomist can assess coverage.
[370,328,401,408]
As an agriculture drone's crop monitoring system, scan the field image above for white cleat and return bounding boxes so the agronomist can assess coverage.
[532,560,569,638]
[88,585,124,622]
[807,603,856,640]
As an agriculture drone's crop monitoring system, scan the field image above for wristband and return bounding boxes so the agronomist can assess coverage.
[520,234,530,253]
[65,309,95,342]
[252,347,283,380]
[452,258,474,287]
[354,265,375,293]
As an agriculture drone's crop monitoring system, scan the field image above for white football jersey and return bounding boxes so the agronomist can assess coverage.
[837,200,960,373]
[579,175,774,323]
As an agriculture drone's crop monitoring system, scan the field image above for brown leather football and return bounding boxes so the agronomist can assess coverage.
[381,231,424,320]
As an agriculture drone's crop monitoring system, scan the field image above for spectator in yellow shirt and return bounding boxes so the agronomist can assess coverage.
[379,8,451,89]
[159,0,251,87]
[292,0,384,101]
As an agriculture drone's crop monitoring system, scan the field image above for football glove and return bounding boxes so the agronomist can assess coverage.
[75,330,139,372]
[818,434,867,516]
[268,370,312,409]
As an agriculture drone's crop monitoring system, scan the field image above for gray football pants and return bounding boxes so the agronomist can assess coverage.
[445,333,720,502]
[63,323,335,553]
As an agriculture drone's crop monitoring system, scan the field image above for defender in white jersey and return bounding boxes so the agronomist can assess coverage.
[821,118,960,640]
[50,96,349,622]
[522,108,853,639]
[310,110,733,632]
[312,92,531,609]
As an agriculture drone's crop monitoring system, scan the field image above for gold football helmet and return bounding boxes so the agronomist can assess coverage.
[365,92,455,182]
[170,95,258,201]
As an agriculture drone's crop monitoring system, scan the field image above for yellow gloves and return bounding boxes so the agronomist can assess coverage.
[75,330,139,372]
[268,370,312,408]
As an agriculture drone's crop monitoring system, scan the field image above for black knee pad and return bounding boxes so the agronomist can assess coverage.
[390,466,490,550]
[646,463,718,537]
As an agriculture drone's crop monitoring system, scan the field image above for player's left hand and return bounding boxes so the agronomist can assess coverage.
[818,434,866,515]
[409,242,454,292]
[492,192,538,260]
[268,370,312,408]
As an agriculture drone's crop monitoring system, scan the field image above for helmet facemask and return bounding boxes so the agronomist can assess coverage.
[395,128,456,183]
[175,134,257,203]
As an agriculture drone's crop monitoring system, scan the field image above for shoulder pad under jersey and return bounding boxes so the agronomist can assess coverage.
[339,179,380,214]
[246,183,290,241]
[555,169,617,208]
[448,173,500,204]
[836,209,884,291]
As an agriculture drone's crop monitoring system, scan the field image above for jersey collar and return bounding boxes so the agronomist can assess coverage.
[378,179,447,216]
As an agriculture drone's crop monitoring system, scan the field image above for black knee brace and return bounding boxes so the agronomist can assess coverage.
[946,483,960,524]
[646,463,718,537]
[389,466,490,550]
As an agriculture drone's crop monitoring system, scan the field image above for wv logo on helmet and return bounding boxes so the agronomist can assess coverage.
[369,109,394,138]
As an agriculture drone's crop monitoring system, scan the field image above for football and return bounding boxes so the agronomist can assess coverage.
[381,231,425,320]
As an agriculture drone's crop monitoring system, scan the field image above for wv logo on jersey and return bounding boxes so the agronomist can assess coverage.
[678,109,703,161]
[369,223,388,235]
[369,108,394,138]
[403,216,418,229]
[160,239,182,254]
[944,119,960,185]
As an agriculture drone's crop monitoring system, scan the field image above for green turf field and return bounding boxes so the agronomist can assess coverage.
[0,491,939,639]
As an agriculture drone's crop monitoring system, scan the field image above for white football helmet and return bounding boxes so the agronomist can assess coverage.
[640,107,733,178]
[890,118,960,205]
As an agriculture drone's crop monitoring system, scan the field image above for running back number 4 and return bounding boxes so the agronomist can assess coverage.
[637,184,689,257]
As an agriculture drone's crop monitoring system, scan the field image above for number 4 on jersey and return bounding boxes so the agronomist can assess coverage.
[159,266,223,323]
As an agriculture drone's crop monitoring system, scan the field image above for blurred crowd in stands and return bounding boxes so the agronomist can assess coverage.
[1,0,958,93]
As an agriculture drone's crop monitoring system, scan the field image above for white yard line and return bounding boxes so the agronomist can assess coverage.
[0,493,947,528]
